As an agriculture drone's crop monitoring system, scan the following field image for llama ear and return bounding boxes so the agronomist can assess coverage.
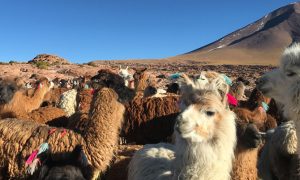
[119,65,122,70]
[126,66,128,70]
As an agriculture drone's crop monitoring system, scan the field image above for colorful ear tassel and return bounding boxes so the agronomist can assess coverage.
[169,73,181,79]
[262,102,269,111]
[26,150,38,165]
[37,143,49,155]
[227,93,237,106]
[222,74,232,86]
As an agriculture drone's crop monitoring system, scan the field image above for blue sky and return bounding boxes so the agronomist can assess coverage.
[0,0,297,63]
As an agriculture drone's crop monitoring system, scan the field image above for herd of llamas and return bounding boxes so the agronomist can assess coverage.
[0,44,300,179]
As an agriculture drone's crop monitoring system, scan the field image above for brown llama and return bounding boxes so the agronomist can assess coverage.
[0,88,124,179]
[0,77,54,119]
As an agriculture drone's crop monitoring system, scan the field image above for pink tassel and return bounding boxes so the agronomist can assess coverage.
[60,129,67,137]
[25,150,38,165]
[91,89,95,95]
[49,128,57,135]
[227,93,238,106]
[26,158,40,175]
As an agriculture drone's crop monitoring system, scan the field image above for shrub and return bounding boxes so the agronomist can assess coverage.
[34,61,50,69]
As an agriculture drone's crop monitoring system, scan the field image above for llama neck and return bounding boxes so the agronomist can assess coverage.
[29,87,49,109]
[83,90,124,172]
[173,111,236,180]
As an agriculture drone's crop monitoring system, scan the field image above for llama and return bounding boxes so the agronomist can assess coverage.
[231,105,272,180]
[258,120,297,180]
[256,43,300,176]
[91,69,135,103]
[128,77,236,180]
[230,81,247,101]
[123,95,180,144]
[119,66,134,88]
[0,77,54,119]
[133,67,157,94]
[58,89,78,117]
[32,145,87,180]
[0,88,124,179]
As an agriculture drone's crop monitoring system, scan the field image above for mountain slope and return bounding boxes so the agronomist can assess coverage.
[168,2,300,65]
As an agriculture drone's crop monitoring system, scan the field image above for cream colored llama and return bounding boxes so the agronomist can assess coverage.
[256,43,300,178]
[118,65,134,88]
[128,76,236,180]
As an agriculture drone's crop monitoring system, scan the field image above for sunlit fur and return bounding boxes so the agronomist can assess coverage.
[128,75,236,180]
[257,43,300,155]
[118,66,133,87]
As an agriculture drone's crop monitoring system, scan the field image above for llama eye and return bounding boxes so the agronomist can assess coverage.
[286,72,296,77]
[206,111,215,116]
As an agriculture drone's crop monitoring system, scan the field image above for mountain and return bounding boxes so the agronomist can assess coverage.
[168,2,300,65]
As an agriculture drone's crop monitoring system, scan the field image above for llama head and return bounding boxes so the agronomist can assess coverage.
[37,145,87,180]
[175,88,230,143]
[179,71,229,110]
[133,67,147,81]
[118,66,132,80]
[257,43,300,105]
[36,78,54,91]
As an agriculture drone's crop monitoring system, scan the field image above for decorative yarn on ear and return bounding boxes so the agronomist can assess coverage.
[37,143,49,155]
[169,73,181,80]
[222,74,232,86]
[262,102,269,111]
[26,158,40,175]
[227,93,238,106]
[26,150,38,165]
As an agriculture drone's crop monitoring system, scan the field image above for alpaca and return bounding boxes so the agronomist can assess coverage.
[13,106,68,125]
[123,95,180,144]
[128,77,236,180]
[0,88,125,179]
[91,69,135,103]
[256,43,300,176]
[67,89,94,133]
[166,83,180,94]
[33,145,87,180]
[0,77,54,119]
[58,89,78,117]
[230,81,247,101]
[43,87,69,107]
[231,106,272,180]
[104,145,143,180]
[133,67,156,94]
[0,81,18,105]
[118,66,134,88]
[258,121,297,180]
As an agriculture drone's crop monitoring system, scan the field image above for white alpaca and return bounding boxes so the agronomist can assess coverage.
[128,77,236,180]
[256,43,300,157]
[58,89,77,117]
[118,65,133,87]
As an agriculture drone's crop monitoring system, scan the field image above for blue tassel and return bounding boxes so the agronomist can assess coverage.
[262,102,269,111]
[37,143,49,155]
[222,74,232,86]
[169,73,181,80]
